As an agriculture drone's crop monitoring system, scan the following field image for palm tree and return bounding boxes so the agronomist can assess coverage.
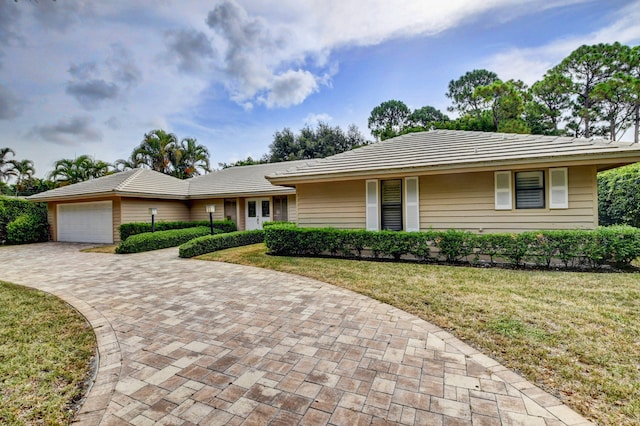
[171,138,211,179]
[113,157,139,172]
[131,129,178,175]
[0,147,16,183]
[12,159,35,196]
[49,155,113,186]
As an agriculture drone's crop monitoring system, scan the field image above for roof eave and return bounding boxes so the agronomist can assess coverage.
[27,190,189,202]
[267,151,640,185]
[189,188,295,199]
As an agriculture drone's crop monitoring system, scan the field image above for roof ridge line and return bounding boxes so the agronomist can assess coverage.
[114,168,144,191]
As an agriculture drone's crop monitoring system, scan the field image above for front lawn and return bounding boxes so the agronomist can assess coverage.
[197,243,640,425]
[0,282,96,424]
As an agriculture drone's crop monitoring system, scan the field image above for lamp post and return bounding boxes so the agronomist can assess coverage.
[206,204,215,235]
[149,208,157,232]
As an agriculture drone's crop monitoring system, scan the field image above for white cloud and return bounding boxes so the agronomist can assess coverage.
[482,0,640,84]
[304,113,333,126]
[200,0,590,108]
[262,70,319,108]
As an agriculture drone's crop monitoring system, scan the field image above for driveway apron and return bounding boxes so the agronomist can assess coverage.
[0,243,592,425]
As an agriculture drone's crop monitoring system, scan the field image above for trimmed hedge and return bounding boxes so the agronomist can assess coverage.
[264,224,640,269]
[0,196,48,245]
[179,230,265,258]
[119,220,236,241]
[262,221,296,228]
[115,226,218,254]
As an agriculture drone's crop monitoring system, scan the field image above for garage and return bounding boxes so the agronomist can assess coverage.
[57,201,113,243]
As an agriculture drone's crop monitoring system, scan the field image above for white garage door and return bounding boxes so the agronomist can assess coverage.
[58,201,113,243]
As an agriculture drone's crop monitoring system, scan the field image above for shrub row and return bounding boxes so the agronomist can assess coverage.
[119,219,236,241]
[264,224,640,268]
[179,230,265,258]
[116,226,218,254]
[262,221,296,228]
[0,196,48,245]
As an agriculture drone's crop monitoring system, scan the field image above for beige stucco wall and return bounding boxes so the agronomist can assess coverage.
[47,203,57,241]
[287,194,297,223]
[420,165,597,233]
[112,198,122,242]
[120,198,190,225]
[190,199,226,222]
[294,165,598,233]
[296,180,366,229]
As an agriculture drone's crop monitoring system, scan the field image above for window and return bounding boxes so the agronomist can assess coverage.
[261,200,270,217]
[495,169,568,210]
[381,179,402,231]
[224,199,237,222]
[515,171,545,209]
[248,201,256,218]
[273,196,288,222]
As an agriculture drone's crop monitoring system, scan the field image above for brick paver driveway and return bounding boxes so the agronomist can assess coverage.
[0,243,591,425]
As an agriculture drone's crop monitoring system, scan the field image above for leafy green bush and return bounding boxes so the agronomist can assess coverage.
[433,229,476,263]
[119,219,236,241]
[598,163,640,227]
[264,224,640,269]
[115,226,216,254]
[262,221,295,228]
[179,230,265,258]
[6,214,49,245]
[0,196,48,245]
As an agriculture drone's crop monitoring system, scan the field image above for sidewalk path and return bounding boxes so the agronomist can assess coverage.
[0,243,592,425]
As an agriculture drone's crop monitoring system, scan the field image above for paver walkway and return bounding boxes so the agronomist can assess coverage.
[0,243,592,425]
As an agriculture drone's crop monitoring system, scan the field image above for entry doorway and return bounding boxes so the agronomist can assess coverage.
[246,198,270,230]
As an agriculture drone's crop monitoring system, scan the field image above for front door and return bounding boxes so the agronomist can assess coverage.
[246,198,270,230]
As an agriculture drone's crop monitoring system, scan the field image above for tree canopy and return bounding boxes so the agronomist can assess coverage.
[49,155,112,186]
[367,100,411,141]
[118,129,211,179]
[446,69,499,118]
[265,123,368,163]
[377,42,639,142]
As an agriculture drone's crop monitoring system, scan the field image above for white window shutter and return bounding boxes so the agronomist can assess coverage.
[549,167,568,209]
[366,179,379,231]
[405,177,420,232]
[495,171,512,210]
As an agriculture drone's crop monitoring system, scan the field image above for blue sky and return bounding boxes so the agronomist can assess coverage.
[1,0,639,178]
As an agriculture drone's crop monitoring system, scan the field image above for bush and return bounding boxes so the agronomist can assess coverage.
[598,164,640,227]
[119,219,236,241]
[6,214,49,245]
[179,230,265,258]
[263,224,640,269]
[115,226,216,254]
[433,229,476,263]
[262,221,295,228]
[0,196,48,245]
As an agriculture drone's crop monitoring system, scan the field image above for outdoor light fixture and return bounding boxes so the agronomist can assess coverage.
[149,208,157,232]
[206,204,215,235]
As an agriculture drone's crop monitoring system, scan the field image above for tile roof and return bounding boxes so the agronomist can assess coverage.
[266,130,640,183]
[28,160,312,201]
[187,160,312,198]
[28,168,190,201]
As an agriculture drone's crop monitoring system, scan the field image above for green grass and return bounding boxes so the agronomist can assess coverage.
[0,282,96,425]
[197,243,640,425]
[80,245,117,254]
